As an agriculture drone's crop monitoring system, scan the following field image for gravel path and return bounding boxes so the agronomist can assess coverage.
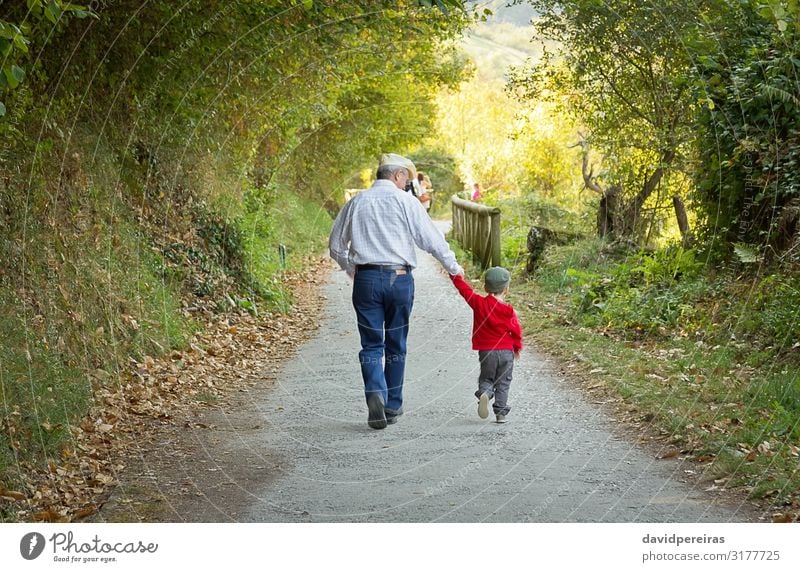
[232,224,756,523]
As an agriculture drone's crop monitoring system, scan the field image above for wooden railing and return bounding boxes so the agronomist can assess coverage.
[450,195,501,269]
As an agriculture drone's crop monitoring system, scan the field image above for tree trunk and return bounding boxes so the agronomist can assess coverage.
[597,186,620,238]
[672,195,691,245]
[775,197,800,253]
[620,148,676,237]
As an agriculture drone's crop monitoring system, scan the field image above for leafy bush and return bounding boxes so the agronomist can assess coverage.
[536,243,710,334]
[735,274,800,347]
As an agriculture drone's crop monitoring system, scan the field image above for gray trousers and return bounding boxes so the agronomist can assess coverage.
[474,349,514,415]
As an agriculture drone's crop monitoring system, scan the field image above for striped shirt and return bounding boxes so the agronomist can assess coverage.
[329,179,463,275]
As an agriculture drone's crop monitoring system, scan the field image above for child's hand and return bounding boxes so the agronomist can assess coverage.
[514,350,520,360]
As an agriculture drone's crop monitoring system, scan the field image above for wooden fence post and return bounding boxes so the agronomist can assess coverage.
[490,213,501,267]
[449,195,502,270]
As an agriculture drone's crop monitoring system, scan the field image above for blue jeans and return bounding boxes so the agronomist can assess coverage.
[352,268,414,414]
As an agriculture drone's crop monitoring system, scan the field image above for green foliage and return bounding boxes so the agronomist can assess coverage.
[500,226,529,272]
[693,1,800,248]
[733,243,763,264]
[531,237,607,292]
[0,1,93,116]
[736,274,800,346]
[239,190,332,311]
[510,0,800,249]
[535,236,800,356]
[512,0,698,239]
[635,247,703,286]
[537,243,707,334]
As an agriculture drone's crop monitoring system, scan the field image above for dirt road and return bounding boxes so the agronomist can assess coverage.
[97,224,762,523]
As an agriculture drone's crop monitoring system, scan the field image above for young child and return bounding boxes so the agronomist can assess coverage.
[451,267,523,423]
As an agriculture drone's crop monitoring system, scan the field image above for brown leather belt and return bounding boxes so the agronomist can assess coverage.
[356,264,411,273]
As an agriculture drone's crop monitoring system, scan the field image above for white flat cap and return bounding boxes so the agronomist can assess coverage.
[379,153,417,179]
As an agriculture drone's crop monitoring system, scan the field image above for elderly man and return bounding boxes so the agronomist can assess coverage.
[329,153,463,429]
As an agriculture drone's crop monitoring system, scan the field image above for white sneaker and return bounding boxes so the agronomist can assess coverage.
[478,393,490,419]
[495,414,507,423]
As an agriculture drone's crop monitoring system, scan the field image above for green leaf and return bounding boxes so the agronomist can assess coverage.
[11,65,25,84]
[759,6,774,19]
[13,32,29,53]
[3,66,20,89]
[733,243,761,264]
[303,0,313,9]
[49,0,63,18]
[44,5,57,23]
[0,101,5,117]
[777,19,787,31]
[63,2,96,18]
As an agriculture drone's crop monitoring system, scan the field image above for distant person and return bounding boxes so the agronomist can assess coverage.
[471,182,483,202]
[329,153,464,429]
[407,171,422,198]
[417,172,432,215]
[450,267,522,423]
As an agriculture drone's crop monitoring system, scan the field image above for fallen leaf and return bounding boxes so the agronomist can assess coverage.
[772,513,793,523]
[0,489,26,501]
[32,509,69,523]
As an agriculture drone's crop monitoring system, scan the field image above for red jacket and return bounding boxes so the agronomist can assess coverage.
[450,274,523,353]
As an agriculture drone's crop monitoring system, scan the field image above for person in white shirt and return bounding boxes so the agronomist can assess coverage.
[329,153,463,429]
[417,172,432,214]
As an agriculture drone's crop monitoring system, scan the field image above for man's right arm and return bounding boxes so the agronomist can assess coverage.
[406,199,463,275]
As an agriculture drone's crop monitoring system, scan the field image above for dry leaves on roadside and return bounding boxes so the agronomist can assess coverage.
[6,257,331,522]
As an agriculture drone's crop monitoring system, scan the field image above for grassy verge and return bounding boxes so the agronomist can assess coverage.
[0,160,331,517]
[0,218,192,515]
[239,192,332,312]
[524,239,800,510]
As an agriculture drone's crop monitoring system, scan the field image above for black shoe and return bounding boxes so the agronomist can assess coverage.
[385,407,402,426]
[367,394,387,430]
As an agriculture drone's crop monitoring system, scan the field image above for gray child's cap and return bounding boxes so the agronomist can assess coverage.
[484,266,510,293]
